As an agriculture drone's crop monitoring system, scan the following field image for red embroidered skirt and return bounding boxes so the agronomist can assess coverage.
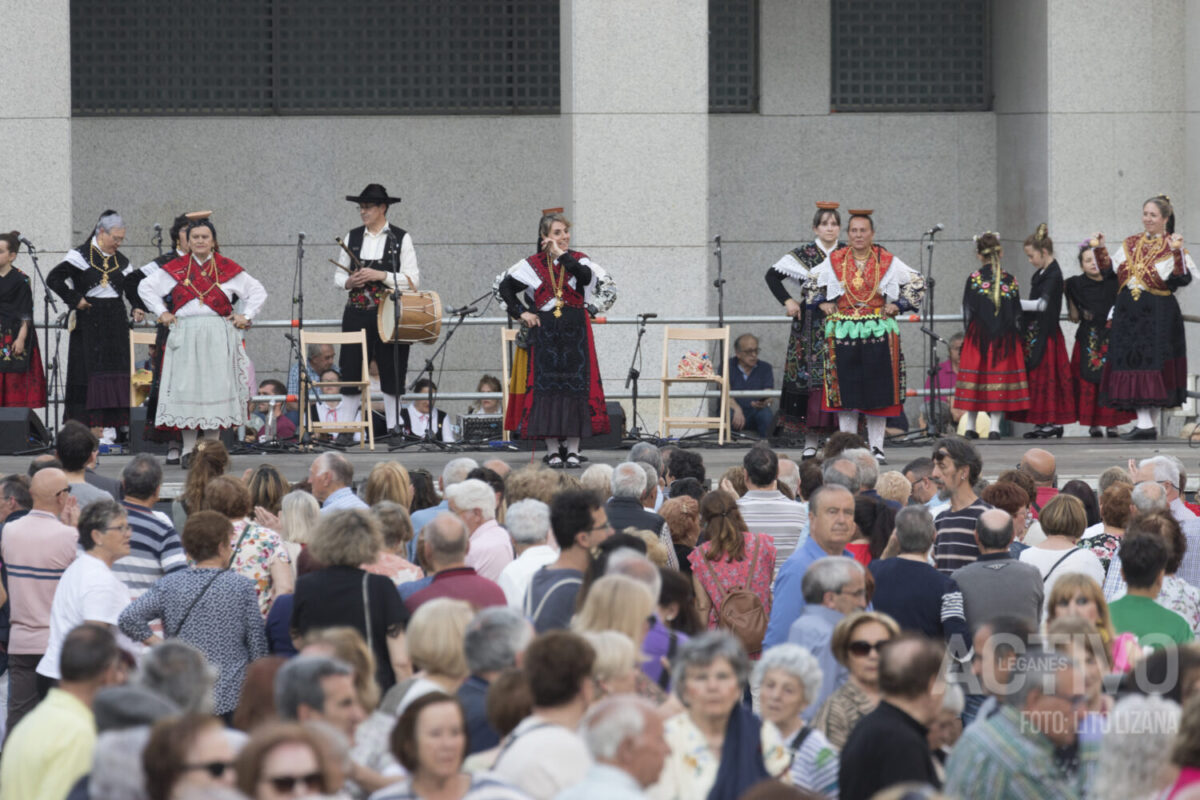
[0,337,46,409]
[1072,341,1134,427]
[1008,328,1076,425]
[954,332,1030,413]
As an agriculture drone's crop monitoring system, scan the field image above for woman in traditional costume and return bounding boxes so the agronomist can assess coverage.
[497,209,611,468]
[764,201,842,459]
[47,210,145,437]
[1096,195,1196,440]
[954,231,1029,438]
[0,232,46,409]
[1064,239,1134,437]
[137,218,266,463]
[1008,223,1076,438]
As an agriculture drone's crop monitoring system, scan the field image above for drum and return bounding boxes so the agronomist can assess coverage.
[377,291,442,344]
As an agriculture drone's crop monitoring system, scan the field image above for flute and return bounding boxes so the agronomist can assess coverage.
[335,237,366,272]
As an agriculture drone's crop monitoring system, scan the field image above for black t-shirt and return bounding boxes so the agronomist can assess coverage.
[291,565,410,691]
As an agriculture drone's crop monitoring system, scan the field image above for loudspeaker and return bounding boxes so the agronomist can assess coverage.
[584,401,625,450]
[128,407,170,455]
[0,408,51,455]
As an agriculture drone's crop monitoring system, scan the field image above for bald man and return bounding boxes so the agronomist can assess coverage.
[2,468,80,732]
[1018,448,1058,512]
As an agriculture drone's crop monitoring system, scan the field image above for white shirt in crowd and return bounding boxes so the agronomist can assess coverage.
[37,553,131,680]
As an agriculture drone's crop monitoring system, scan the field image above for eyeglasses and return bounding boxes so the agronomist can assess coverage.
[589,521,614,533]
[104,523,131,533]
[184,761,234,778]
[847,640,889,657]
[261,773,324,793]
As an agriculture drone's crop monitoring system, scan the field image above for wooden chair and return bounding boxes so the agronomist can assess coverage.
[659,327,731,445]
[499,328,518,442]
[129,330,157,407]
[299,330,375,450]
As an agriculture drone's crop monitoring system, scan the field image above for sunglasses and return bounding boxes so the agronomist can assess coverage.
[184,761,233,778]
[847,640,888,657]
[262,773,323,793]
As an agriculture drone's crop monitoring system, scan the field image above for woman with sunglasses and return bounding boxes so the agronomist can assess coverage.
[811,611,900,749]
[144,713,238,800]
[234,721,343,799]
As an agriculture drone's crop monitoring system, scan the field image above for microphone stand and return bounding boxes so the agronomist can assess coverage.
[712,234,726,366]
[893,228,945,445]
[383,224,407,441]
[291,232,313,448]
[623,313,659,442]
[152,226,163,258]
[24,241,61,451]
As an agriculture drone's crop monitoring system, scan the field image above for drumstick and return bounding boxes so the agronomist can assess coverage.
[327,259,353,275]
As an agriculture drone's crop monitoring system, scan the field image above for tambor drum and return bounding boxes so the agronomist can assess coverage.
[377,291,442,344]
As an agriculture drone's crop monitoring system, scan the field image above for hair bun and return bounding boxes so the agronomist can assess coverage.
[1034,222,1049,242]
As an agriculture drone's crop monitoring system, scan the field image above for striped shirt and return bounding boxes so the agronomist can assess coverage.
[788,726,840,798]
[737,489,808,571]
[933,498,992,574]
[1,511,78,654]
[321,486,369,514]
[112,502,187,599]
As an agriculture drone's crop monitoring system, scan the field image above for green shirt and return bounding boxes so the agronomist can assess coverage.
[1109,593,1194,648]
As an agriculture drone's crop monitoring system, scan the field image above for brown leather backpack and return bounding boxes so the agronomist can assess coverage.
[701,534,768,656]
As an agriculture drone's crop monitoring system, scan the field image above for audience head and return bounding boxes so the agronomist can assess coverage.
[274,656,364,738]
[524,630,596,710]
[1099,465,1133,492]
[122,453,164,501]
[902,457,938,504]
[742,445,778,489]
[138,640,217,714]
[660,495,700,548]
[580,630,641,697]
[821,456,861,493]
[876,470,912,505]
[408,469,439,510]
[388,692,469,781]
[29,466,71,515]
[232,656,288,733]
[300,627,380,713]
[1061,479,1100,528]
[841,448,880,491]
[421,512,470,570]
[752,644,825,724]
[972,615,1035,698]
[364,461,412,508]
[1045,573,1114,640]
[246,464,289,515]
[505,498,551,549]
[309,508,382,568]
[371,500,414,555]
[446,478,497,532]
[1136,456,1182,498]
[698,490,752,561]
[611,462,648,500]
[658,567,703,635]
[667,449,705,484]
[308,452,353,501]
[578,695,669,788]
[0,475,32,518]
[55,419,98,472]
[1132,480,1170,518]
[777,458,800,498]
[278,490,320,546]
[975,508,1015,552]
[580,463,614,500]
[878,634,947,724]
[143,713,235,800]
[234,721,341,800]
[201,475,252,520]
[893,505,935,554]
[1099,482,1133,530]
[504,465,562,505]
[407,598,472,681]
[441,457,479,491]
[1010,645,1084,747]
[1039,493,1087,542]
[628,442,663,476]
[831,612,901,681]
[671,631,750,718]
[463,606,533,677]
[606,548,663,598]
[1019,447,1057,487]
[60,622,124,689]
[1096,695,1182,800]
[807,485,856,554]
[823,431,866,459]
[486,668,534,740]
[1121,526,1172,592]
[981,481,1031,542]
[802,556,867,613]
[932,436,982,494]
[77,497,130,557]
[550,489,608,553]
[574,573,657,647]
[183,439,229,511]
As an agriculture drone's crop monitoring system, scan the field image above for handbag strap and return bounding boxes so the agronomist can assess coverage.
[701,534,761,603]
[170,569,224,638]
[362,572,374,653]
[1042,549,1078,582]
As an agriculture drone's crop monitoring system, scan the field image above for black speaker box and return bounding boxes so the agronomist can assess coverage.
[0,408,51,455]
[584,401,625,450]
[128,407,171,455]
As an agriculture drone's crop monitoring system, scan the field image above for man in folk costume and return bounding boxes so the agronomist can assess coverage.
[813,209,924,464]
[335,183,419,432]
[137,218,266,462]
[46,210,147,442]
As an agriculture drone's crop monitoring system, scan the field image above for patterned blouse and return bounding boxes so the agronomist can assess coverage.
[230,519,291,616]
[117,567,268,715]
[650,711,790,800]
[811,680,879,750]
[787,725,840,799]
[689,532,777,630]
[1160,575,1200,636]
[1077,532,1121,575]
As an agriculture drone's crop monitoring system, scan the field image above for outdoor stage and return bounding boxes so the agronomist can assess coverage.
[4,436,1198,499]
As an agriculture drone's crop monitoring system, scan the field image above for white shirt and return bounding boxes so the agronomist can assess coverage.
[491,716,592,800]
[137,254,267,320]
[1018,546,1105,621]
[335,227,419,291]
[61,237,139,300]
[502,254,606,312]
[405,403,455,443]
[37,553,131,679]
[498,544,557,608]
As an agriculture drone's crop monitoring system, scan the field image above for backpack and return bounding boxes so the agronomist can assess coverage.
[701,534,768,656]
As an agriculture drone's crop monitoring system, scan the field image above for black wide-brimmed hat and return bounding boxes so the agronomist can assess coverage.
[345,184,401,205]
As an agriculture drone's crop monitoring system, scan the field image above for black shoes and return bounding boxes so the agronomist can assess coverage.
[964,430,980,440]
[1023,425,1064,439]
[1120,426,1157,441]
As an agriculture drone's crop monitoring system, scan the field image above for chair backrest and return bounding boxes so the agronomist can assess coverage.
[499,328,519,442]
[129,330,158,407]
[661,326,730,379]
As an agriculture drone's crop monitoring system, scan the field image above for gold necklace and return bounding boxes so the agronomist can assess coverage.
[88,244,120,288]
[182,255,221,300]
[547,255,566,318]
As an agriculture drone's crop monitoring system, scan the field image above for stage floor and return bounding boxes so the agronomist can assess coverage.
[6,435,1199,498]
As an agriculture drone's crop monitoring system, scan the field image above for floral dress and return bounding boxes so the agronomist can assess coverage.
[1077,532,1121,575]
[1159,575,1200,636]
[688,532,777,630]
[650,712,790,800]
[230,519,291,616]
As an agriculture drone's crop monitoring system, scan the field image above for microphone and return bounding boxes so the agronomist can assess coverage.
[153,223,162,232]
[298,232,306,241]
[924,223,945,236]
[18,236,34,249]
[920,326,949,344]
[639,313,659,319]
[447,305,478,316]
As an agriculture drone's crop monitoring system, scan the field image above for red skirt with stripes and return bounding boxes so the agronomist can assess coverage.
[954,331,1030,412]
[1008,328,1077,425]
[1072,341,1134,427]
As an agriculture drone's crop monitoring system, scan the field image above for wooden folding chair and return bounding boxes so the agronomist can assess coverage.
[129,330,157,408]
[299,330,375,450]
[500,328,518,442]
[659,326,731,445]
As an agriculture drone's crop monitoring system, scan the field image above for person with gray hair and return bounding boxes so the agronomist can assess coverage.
[1103,479,1200,601]
[785,556,865,720]
[114,453,186,599]
[628,443,665,510]
[822,456,862,493]
[606,462,666,543]
[135,640,216,714]
[869,505,971,659]
[558,695,670,799]
[47,209,141,437]
[308,451,366,512]
[275,655,364,736]
[1134,454,1197,526]
[447,478,512,581]
[408,456,479,558]
[1094,694,1181,800]
[287,341,336,396]
[842,448,880,492]
[752,643,840,797]
[406,512,506,613]
[496,497,556,607]
[947,646,1095,798]
[459,606,534,754]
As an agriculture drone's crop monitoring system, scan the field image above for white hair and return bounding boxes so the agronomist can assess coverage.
[579,695,656,761]
[96,212,125,234]
[1094,694,1181,800]
[505,498,551,545]
[751,644,823,710]
[1140,456,1181,488]
[842,448,879,490]
[445,478,495,520]
[611,462,648,499]
[605,548,661,600]
[279,490,320,545]
[581,464,614,497]
[777,459,800,496]
[638,463,659,497]
[442,457,479,488]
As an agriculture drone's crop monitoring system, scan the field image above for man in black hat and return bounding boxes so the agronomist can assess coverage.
[336,184,420,431]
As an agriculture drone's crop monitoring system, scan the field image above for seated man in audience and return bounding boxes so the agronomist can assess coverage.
[1109,529,1194,648]
[931,437,991,574]
[406,513,506,613]
[459,606,533,755]
[728,333,774,438]
[0,623,124,800]
[786,556,865,720]
[558,695,670,800]
[737,444,806,569]
[948,645,1097,798]
[839,634,946,800]
[447,478,513,582]
[491,630,595,798]
[526,490,610,633]
[247,379,296,441]
[496,498,557,608]
[870,506,969,658]
[952,509,1044,633]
